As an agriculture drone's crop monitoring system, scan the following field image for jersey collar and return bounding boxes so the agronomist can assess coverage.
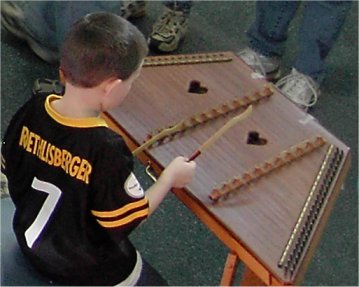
[45,94,108,128]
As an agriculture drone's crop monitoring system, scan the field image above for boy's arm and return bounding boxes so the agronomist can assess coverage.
[145,156,196,215]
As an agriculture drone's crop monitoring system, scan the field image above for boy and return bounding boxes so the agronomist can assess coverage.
[1,12,196,285]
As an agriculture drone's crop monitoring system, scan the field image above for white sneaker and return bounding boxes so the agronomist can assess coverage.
[237,47,281,81]
[276,68,320,111]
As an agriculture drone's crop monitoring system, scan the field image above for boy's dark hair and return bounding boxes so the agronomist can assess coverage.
[60,12,148,88]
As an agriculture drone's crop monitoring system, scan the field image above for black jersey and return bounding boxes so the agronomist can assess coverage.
[1,94,149,285]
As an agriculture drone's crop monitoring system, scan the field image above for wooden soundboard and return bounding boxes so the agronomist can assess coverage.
[103,52,351,285]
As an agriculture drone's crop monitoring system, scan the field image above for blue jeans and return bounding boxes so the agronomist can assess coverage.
[21,1,192,53]
[21,1,122,52]
[246,1,352,82]
[163,0,192,16]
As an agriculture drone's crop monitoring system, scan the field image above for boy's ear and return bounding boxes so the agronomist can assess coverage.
[104,78,122,96]
[59,68,66,84]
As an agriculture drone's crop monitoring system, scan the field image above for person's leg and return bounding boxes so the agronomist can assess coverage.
[53,1,123,51]
[246,1,300,58]
[1,1,123,63]
[276,1,352,111]
[148,1,193,53]
[239,1,300,80]
[1,1,58,62]
[163,0,192,16]
[294,0,352,83]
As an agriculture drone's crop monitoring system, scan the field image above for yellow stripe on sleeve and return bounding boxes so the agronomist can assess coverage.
[91,198,148,218]
[96,209,149,228]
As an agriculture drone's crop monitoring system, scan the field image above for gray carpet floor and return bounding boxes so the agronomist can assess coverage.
[1,1,358,286]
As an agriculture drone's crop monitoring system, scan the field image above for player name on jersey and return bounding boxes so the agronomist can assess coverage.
[19,125,92,184]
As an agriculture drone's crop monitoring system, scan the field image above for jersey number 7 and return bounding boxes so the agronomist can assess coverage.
[25,177,62,248]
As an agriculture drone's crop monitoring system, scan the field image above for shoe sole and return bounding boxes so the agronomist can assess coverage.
[148,26,187,52]
[148,36,184,53]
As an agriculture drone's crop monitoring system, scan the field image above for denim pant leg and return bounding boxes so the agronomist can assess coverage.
[21,1,57,51]
[246,1,301,57]
[163,1,193,16]
[294,1,352,83]
[23,1,122,52]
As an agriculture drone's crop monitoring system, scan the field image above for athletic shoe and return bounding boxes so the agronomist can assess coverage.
[148,7,188,53]
[276,68,320,111]
[237,47,281,81]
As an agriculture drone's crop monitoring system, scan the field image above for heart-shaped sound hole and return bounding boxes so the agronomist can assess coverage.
[188,80,208,94]
[247,131,267,145]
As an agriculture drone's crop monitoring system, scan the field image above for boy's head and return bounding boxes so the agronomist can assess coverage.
[60,12,148,88]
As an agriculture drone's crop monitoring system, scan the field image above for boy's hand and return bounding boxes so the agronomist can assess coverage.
[146,156,196,215]
[161,156,196,188]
